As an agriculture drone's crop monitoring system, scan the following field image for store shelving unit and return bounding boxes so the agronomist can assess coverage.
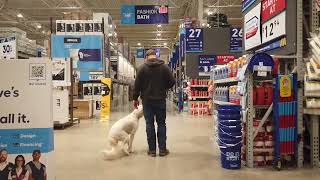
[213,100,237,106]
[304,0,320,168]
[214,77,239,84]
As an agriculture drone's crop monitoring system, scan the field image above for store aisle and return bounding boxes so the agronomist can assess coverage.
[54,109,320,180]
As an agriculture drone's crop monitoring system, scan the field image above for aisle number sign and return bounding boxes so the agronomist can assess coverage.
[244,3,262,50]
[262,11,286,44]
[0,36,17,59]
[280,75,292,98]
[186,28,204,53]
[261,0,286,22]
[230,28,243,52]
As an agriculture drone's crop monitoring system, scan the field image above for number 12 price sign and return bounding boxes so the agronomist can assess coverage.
[186,28,204,53]
[262,11,286,44]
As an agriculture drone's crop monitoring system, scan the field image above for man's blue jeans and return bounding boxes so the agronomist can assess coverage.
[143,102,167,152]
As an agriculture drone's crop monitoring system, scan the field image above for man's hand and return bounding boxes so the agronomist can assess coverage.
[133,100,139,109]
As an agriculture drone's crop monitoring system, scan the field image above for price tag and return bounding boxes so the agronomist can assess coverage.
[262,11,286,44]
[89,72,104,80]
[257,71,267,77]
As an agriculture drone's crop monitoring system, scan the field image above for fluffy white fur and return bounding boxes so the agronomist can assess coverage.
[102,106,144,160]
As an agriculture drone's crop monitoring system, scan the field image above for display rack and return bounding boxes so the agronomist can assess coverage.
[304,0,320,168]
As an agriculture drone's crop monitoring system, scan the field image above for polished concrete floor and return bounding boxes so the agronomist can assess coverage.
[54,106,320,180]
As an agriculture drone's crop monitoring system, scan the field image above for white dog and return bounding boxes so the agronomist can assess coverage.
[102,106,144,160]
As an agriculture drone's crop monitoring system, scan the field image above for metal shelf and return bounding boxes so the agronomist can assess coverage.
[305,91,320,98]
[213,77,239,84]
[254,105,272,109]
[304,108,320,115]
[213,100,238,105]
[189,85,209,88]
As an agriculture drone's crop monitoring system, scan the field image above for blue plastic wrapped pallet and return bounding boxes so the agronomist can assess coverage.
[217,105,242,169]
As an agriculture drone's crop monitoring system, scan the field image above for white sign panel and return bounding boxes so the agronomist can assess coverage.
[0,36,17,59]
[0,58,54,180]
[52,59,71,87]
[244,3,262,50]
[262,11,286,44]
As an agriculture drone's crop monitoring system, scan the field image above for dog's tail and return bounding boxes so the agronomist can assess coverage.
[101,147,124,160]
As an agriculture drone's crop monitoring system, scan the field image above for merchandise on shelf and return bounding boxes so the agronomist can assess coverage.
[216,105,242,169]
[253,82,273,106]
[213,56,247,80]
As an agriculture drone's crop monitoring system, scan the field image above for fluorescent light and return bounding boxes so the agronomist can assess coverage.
[202,23,206,27]
[108,33,112,37]
[114,32,117,36]
[157,24,162,28]
[109,24,113,28]
[42,30,45,34]
[157,33,161,37]
[17,13,23,18]
[36,25,42,29]
[207,11,213,15]
[164,42,168,46]
[137,43,142,46]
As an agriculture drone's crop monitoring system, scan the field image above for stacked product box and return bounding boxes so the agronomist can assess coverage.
[242,119,274,167]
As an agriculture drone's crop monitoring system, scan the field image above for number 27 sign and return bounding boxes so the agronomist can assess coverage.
[262,11,286,44]
[186,28,204,53]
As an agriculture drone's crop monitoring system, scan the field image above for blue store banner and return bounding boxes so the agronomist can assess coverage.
[242,0,256,12]
[180,33,185,59]
[121,5,136,24]
[51,35,103,81]
[186,28,203,53]
[121,5,169,24]
[199,55,216,73]
[230,27,243,52]
[136,48,144,58]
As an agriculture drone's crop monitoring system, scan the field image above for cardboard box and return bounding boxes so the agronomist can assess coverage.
[73,99,93,119]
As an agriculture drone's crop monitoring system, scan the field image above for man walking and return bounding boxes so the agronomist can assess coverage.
[133,49,175,157]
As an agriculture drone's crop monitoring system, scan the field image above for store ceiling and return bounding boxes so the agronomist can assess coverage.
[0,0,242,48]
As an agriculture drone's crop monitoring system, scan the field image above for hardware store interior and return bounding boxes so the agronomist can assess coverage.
[0,0,320,180]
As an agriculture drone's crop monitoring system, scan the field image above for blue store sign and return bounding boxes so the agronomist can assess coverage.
[242,0,257,12]
[136,48,144,58]
[186,28,204,53]
[121,5,169,24]
[230,27,243,53]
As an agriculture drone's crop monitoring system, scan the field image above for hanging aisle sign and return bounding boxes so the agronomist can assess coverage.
[216,55,236,65]
[0,59,54,180]
[242,0,257,12]
[261,0,286,22]
[262,11,286,44]
[186,28,204,53]
[244,3,262,50]
[199,55,216,75]
[0,36,17,60]
[121,5,169,24]
[230,27,243,52]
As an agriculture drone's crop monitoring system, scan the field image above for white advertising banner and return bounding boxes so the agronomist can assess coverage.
[262,11,286,44]
[0,36,17,60]
[0,58,54,180]
[244,3,262,50]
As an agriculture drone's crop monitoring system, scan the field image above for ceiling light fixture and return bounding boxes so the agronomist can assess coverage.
[42,30,45,34]
[157,33,161,37]
[157,24,162,28]
[17,13,23,18]
[164,42,168,46]
[207,11,213,15]
[37,25,42,29]
[137,43,142,46]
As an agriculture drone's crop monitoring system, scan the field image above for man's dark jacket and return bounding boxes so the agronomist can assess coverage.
[133,58,175,103]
